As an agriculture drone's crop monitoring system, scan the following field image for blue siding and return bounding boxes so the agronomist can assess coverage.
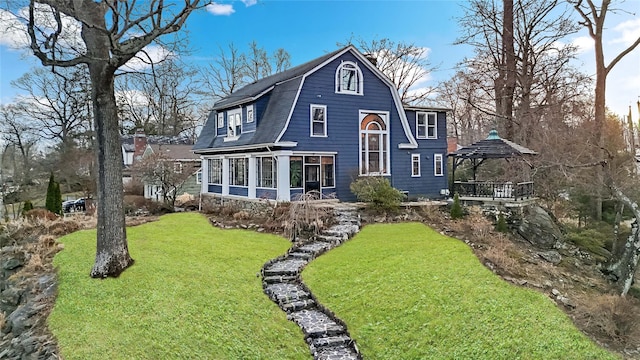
[257,188,277,199]
[280,52,412,201]
[208,184,222,193]
[392,110,448,199]
[229,186,248,196]
[290,189,303,199]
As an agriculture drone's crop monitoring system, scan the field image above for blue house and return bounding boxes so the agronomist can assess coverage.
[193,46,448,202]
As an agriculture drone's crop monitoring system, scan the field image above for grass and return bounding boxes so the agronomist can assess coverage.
[48,213,308,359]
[303,222,618,360]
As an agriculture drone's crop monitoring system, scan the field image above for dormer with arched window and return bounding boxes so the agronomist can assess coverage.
[335,61,363,95]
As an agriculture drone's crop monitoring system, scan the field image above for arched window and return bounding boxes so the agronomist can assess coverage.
[335,61,363,95]
[359,113,390,175]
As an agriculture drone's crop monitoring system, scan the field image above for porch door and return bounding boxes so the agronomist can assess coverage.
[304,156,320,194]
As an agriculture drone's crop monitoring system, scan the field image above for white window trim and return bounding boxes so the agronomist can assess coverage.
[173,162,183,174]
[335,61,364,95]
[217,112,224,128]
[208,158,223,185]
[434,154,444,177]
[358,110,391,176]
[225,109,242,141]
[411,154,421,177]
[196,168,202,184]
[247,105,254,123]
[416,112,427,139]
[310,104,327,137]
[256,156,278,189]
[229,157,249,187]
[427,112,437,139]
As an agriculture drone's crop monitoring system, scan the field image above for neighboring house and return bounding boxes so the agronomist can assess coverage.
[193,46,448,202]
[139,143,201,202]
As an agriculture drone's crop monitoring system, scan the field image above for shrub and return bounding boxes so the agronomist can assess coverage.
[124,195,147,214]
[350,177,403,213]
[22,200,34,215]
[574,294,640,346]
[24,208,58,221]
[450,193,464,219]
[123,178,144,195]
[495,212,508,232]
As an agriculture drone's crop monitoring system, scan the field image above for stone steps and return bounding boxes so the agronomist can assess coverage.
[261,204,362,360]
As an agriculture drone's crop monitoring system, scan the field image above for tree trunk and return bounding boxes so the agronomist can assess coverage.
[80,8,133,278]
[502,0,516,141]
[605,186,640,295]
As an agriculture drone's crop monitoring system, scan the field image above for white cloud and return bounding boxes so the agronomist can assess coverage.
[122,45,174,71]
[571,35,594,54]
[242,0,258,6]
[611,18,640,47]
[0,10,29,49]
[206,3,235,16]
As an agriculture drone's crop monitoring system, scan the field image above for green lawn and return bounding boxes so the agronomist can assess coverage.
[303,222,618,360]
[48,213,308,359]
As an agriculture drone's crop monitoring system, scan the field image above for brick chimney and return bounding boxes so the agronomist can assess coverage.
[133,128,147,163]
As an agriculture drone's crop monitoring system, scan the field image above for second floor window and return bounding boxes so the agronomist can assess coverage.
[310,105,327,137]
[417,112,437,139]
[227,110,242,138]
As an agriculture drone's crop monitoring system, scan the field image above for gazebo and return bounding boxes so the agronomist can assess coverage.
[449,130,537,201]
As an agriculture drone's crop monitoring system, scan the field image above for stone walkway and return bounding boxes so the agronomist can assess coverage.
[261,204,362,360]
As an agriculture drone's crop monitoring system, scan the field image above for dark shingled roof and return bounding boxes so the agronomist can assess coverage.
[194,46,353,153]
[213,47,348,110]
[450,130,537,159]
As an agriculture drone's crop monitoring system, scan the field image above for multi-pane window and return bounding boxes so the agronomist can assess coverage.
[173,162,182,174]
[257,157,277,188]
[335,61,363,95]
[417,112,437,139]
[229,158,248,186]
[208,158,222,184]
[217,113,224,128]
[310,105,327,137]
[321,156,335,187]
[360,113,389,175]
[411,154,420,177]
[227,111,242,138]
[196,169,202,184]
[247,105,254,123]
[434,154,444,176]
[290,156,303,188]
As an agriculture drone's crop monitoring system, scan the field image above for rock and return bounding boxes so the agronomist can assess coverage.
[551,288,561,296]
[556,295,576,308]
[517,205,564,250]
[538,250,562,265]
[2,256,24,271]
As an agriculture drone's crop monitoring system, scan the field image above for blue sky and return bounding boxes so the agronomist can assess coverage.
[1,0,639,117]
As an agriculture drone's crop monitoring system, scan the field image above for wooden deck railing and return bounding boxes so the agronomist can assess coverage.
[452,181,534,200]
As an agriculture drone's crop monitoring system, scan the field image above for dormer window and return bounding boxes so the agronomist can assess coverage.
[247,105,254,123]
[335,61,363,95]
[225,109,242,141]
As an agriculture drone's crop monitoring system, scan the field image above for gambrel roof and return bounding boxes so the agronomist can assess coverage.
[193,46,419,154]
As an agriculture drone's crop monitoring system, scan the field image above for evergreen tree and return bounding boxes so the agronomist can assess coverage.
[45,173,56,214]
[450,193,464,219]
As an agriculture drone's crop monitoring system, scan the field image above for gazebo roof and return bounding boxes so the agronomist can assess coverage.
[449,130,537,160]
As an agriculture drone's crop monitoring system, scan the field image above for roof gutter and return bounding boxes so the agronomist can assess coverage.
[193,141,297,155]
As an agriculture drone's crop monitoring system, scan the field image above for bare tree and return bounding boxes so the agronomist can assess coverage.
[456,0,581,143]
[117,57,203,137]
[0,104,39,185]
[200,42,292,102]
[11,66,92,150]
[341,37,436,105]
[9,0,202,277]
[134,152,196,208]
[571,0,640,295]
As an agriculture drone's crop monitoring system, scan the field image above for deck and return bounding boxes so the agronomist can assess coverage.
[452,181,535,204]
